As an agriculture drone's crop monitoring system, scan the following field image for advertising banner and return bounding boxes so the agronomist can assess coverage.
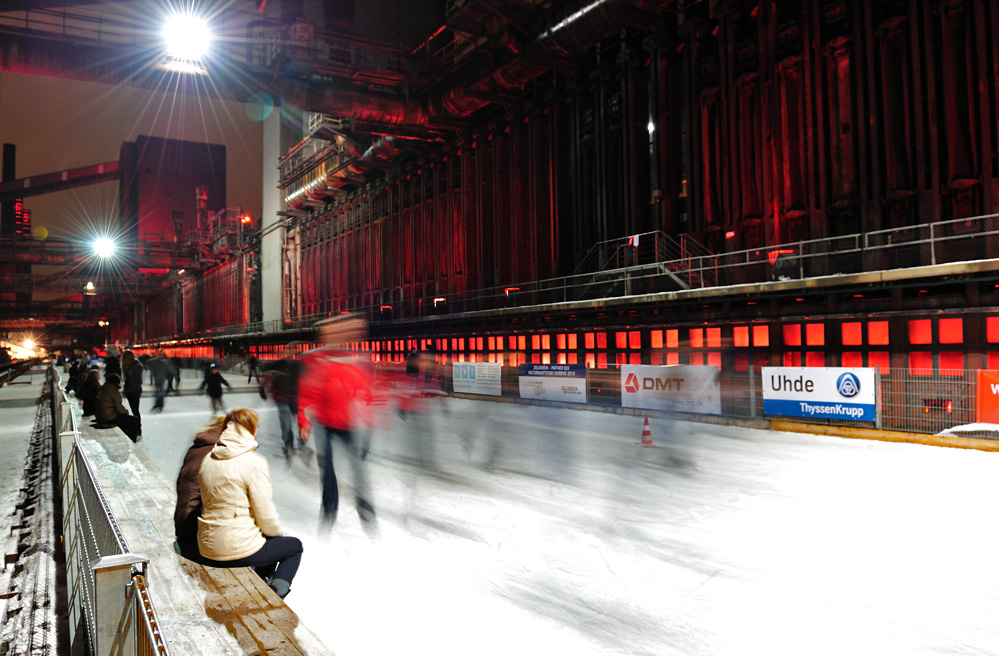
[762,367,876,423]
[976,370,999,423]
[452,362,503,396]
[620,365,721,415]
[518,364,587,403]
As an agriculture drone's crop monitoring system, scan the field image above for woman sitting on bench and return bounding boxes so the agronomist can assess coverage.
[94,373,142,442]
[197,408,303,599]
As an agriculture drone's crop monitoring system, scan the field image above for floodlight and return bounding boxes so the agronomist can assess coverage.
[93,237,115,258]
[164,13,211,61]
[24,339,35,349]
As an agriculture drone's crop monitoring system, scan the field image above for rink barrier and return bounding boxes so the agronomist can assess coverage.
[53,368,333,655]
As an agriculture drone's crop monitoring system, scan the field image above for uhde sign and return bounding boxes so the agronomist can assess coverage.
[620,365,721,414]
[762,367,876,423]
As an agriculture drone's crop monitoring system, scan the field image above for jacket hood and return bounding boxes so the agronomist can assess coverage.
[210,423,258,460]
[193,426,222,449]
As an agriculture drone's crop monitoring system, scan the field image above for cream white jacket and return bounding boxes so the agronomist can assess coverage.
[197,423,281,561]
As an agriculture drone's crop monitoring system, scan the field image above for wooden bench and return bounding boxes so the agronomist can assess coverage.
[68,420,334,655]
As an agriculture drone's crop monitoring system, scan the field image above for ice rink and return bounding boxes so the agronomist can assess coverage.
[136,373,999,656]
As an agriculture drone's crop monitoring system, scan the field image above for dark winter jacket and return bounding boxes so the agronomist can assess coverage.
[199,371,231,399]
[95,383,129,423]
[174,426,223,542]
[260,359,299,407]
[79,375,102,416]
[124,361,144,395]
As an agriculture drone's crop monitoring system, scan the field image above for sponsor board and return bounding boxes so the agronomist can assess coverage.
[976,370,999,423]
[518,364,587,403]
[762,366,876,423]
[452,362,503,396]
[620,365,721,414]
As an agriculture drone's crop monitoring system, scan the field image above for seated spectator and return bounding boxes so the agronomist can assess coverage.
[197,408,302,598]
[174,416,225,563]
[95,373,142,442]
[79,368,101,417]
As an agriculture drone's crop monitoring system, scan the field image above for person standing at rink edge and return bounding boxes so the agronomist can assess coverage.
[197,408,303,599]
[297,315,377,528]
[121,350,144,420]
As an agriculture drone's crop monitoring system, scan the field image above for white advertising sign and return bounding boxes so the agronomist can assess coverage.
[620,365,721,414]
[518,364,587,403]
[762,367,876,423]
[452,362,503,396]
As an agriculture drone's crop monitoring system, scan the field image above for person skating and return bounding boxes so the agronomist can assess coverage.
[199,364,233,414]
[121,350,144,420]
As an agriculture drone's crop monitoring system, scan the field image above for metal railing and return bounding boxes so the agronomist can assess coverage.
[56,370,170,655]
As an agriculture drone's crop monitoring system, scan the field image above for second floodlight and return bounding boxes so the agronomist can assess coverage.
[93,237,115,258]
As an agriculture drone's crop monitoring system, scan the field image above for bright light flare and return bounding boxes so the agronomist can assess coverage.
[164,13,211,61]
[23,339,35,349]
[93,237,115,258]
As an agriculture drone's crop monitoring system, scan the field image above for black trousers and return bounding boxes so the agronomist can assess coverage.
[198,536,303,587]
[114,413,142,442]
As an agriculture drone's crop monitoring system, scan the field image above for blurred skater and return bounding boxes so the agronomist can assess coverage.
[197,408,303,598]
[199,364,232,414]
[146,349,178,412]
[259,351,305,463]
[297,315,376,529]
[246,354,260,384]
[174,415,224,563]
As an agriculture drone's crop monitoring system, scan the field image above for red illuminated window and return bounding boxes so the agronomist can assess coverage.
[518,336,526,350]
[868,321,889,345]
[542,353,551,364]
[451,338,458,351]
[585,353,595,368]
[488,336,495,350]
[509,353,519,366]
[531,335,540,350]
[650,330,663,348]
[939,318,963,344]
[597,353,608,368]
[690,329,704,348]
[753,325,770,347]
[784,352,802,366]
[556,334,566,350]
[734,353,749,371]
[567,334,577,349]
[651,353,663,365]
[805,323,825,346]
[477,337,484,350]
[541,334,551,350]
[508,336,516,350]
[842,352,863,367]
[805,352,825,367]
[707,327,721,348]
[784,324,802,346]
[908,319,932,345]
[734,326,749,347]
[690,352,703,365]
[988,317,999,343]
[666,329,679,349]
[629,353,642,365]
[459,338,465,351]
[585,333,595,349]
[666,352,679,365]
[557,353,567,364]
[532,353,540,364]
[615,332,627,349]
[629,331,641,350]
[841,322,862,346]
[568,353,578,364]
[615,353,627,366]
[707,352,721,369]
[869,351,889,372]
[939,351,964,373]
[596,332,607,349]
[909,351,933,375]
[988,352,999,369]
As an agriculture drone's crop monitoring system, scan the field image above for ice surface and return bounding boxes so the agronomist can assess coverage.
[136,379,999,656]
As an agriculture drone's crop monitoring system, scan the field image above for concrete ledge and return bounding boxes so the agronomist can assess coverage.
[771,420,999,452]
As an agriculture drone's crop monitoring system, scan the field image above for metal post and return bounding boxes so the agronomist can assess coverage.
[91,553,149,656]
[929,223,937,265]
[875,366,882,430]
[749,365,756,418]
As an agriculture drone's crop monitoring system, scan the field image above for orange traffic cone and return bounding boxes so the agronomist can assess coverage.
[640,417,654,447]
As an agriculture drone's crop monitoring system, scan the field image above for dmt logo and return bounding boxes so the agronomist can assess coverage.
[836,372,860,398]
[624,373,640,393]
[624,373,686,393]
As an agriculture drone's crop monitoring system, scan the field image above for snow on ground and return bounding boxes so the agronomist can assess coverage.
[135,372,999,656]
